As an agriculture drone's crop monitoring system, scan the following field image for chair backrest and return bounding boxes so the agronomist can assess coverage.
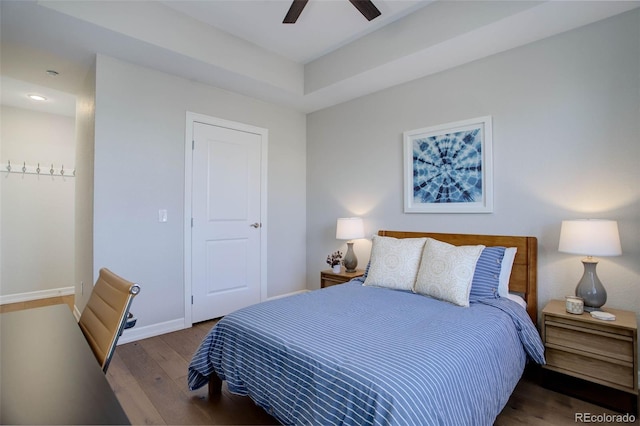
[79,268,140,373]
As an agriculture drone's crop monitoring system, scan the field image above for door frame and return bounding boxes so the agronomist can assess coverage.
[184,111,268,328]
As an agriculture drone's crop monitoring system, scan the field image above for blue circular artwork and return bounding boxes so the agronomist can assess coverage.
[413,128,482,204]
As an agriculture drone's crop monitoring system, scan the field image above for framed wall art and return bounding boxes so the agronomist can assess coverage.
[403,116,493,213]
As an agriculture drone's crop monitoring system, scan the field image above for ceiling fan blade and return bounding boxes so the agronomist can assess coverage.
[283,0,309,24]
[349,0,381,21]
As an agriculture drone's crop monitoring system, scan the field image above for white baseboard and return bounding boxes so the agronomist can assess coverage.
[73,305,82,321]
[0,286,75,305]
[117,318,186,345]
[266,289,310,301]
[115,290,310,345]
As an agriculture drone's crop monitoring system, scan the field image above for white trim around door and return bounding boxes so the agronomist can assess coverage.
[184,112,268,328]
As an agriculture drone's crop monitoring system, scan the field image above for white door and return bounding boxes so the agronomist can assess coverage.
[190,120,264,323]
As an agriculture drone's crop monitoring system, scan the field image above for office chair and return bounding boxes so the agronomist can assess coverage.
[79,268,140,373]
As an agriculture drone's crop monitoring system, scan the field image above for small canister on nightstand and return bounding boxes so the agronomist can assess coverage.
[565,296,584,314]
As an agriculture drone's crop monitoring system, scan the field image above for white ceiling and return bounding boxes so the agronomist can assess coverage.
[162,0,430,64]
[0,76,76,117]
[1,1,638,116]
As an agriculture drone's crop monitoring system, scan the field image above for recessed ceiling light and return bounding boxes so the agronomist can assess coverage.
[46,70,59,77]
[28,94,47,101]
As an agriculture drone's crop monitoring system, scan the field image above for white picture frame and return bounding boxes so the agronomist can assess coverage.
[403,116,493,213]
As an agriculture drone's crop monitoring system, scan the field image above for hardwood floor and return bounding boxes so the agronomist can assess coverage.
[4,297,635,425]
[108,319,633,426]
[107,319,279,425]
[0,294,74,313]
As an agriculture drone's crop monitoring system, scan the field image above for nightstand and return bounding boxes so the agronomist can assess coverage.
[320,268,364,288]
[541,300,638,411]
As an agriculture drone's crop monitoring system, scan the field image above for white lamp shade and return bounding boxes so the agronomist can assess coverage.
[336,217,364,240]
[558,219,622,257]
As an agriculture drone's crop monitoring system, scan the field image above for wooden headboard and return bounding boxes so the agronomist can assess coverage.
[378,230,538,324]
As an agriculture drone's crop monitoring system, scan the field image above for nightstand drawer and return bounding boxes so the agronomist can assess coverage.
[541,300,638,408]
[323,276,348,287]
[545,347,635,390]
[320,269,364,289]
[545,320,634,363]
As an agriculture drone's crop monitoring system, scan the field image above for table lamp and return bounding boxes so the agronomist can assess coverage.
[336,217,365,272]
[558,219,622,312]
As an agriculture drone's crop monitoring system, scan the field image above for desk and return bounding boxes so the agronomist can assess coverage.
[1,304,130,425]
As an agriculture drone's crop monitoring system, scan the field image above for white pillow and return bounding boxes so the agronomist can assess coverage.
[363,235,427,291]
[414,238,485,307]
[505,293,527,310]
[498,247,517,297]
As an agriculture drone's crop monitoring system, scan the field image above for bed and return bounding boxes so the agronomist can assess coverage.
[188,230,545,426]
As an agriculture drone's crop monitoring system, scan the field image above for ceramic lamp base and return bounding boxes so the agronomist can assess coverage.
[575,259,607,311]
[343,241,358,273]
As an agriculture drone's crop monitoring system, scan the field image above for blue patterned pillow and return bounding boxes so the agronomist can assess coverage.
[469,247,505,301]
[354,260,371,283]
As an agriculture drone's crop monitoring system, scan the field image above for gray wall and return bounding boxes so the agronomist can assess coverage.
[93,55,306,338]
[307,10,639,323]
[74,60,96,314]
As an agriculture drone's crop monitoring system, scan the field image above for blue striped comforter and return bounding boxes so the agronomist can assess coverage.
[188,282,545,426]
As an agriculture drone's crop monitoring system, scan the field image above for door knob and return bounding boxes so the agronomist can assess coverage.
[250,222,261,228]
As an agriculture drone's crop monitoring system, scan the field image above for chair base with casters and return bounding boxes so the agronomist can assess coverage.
[78,268,140,373]
[123,312,137,331]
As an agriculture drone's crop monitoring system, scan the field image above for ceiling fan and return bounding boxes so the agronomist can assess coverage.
[283,0,381,24]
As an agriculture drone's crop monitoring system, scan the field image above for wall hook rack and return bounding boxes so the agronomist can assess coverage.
[3,160,76,178]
